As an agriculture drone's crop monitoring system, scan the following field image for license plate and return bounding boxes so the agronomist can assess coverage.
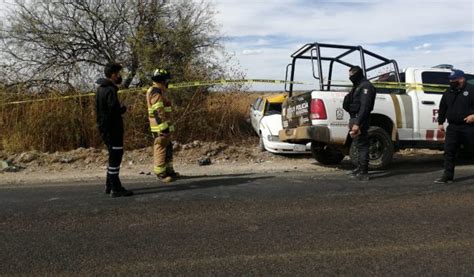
[293,144,306,152]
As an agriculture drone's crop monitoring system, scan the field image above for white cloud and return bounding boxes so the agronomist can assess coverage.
[414,43,432,50]
[214,0,474,90]
[242,49,264,55]
[255,39,270,46]
[215,0,473,44]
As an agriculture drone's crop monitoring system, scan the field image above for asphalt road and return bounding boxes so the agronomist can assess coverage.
[1,157,474,276]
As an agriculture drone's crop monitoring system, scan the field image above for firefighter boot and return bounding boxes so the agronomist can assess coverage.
[166,168,180,178]
[158,173,174,183]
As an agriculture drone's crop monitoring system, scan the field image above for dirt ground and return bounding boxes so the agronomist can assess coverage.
[0,140,447,186]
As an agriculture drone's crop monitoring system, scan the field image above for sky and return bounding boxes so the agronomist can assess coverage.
[214,0,474,90]
[1,0,473,90]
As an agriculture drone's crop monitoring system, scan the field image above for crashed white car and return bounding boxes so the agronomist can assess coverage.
[250,94,311,154]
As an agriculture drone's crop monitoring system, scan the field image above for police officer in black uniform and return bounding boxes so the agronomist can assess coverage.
[435,69,474,184]
[343,66,377,181]
[96,63,133,197]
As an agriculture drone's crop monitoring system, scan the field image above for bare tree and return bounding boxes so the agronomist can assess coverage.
[0,0,226,92]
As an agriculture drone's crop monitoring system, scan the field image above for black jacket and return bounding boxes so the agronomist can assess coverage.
[343,78,376,126]
[438,83,474,126]
[95,78,126,136]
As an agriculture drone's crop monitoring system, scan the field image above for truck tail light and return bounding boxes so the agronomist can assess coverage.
[310,99,327,120]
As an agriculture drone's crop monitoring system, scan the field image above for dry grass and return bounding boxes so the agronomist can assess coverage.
[0,89,260,153]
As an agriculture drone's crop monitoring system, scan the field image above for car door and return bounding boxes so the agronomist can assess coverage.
[255,98,267,133]
[250,97,262,132]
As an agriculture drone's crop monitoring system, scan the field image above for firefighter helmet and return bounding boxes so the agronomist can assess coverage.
[151,69,171,82]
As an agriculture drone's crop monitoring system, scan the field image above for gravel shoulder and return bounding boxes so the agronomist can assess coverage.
[0,141,457,187]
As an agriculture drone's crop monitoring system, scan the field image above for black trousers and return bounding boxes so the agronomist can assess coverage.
[352,121,370,172]
[102,132,124,190]
[443,124,474,178]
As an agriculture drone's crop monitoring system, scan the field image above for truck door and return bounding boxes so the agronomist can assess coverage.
[414,70,449,141]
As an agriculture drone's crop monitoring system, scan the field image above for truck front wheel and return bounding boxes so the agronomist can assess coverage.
[311,142,345,165]
[349,126,394,170]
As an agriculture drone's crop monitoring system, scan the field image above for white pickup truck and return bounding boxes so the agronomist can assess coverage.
[279,43,474,169]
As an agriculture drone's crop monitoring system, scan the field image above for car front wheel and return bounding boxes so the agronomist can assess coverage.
[258,134,266,152]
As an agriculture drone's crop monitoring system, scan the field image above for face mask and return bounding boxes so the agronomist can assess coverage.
[349,70,364,85]
[116,76,123,85]
[450,81,460,90]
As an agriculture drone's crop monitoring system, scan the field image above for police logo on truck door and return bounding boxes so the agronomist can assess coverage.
[336,108,344,120]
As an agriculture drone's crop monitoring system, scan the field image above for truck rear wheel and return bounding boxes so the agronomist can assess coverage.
[349,126,394,170]
[311,142,344,165]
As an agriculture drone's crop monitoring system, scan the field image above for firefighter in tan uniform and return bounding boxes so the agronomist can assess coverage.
[146,69,178,182]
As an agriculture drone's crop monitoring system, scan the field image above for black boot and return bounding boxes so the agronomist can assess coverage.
[434,174,454,184]
[105,175,112,194]
[357,171,370,182]
[355,165,370,182]
[110,175,133,197]
[348,166,361,178]
[111,187,134,198]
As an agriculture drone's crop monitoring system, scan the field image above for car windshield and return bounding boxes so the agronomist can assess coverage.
[265,102,282,116]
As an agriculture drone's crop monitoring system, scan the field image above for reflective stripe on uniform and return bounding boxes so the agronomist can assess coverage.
[169,125,175,132]
[164,107,172,112]
[112,147,123,150]
[154,165,167,174]
[158,122,169,131]
[152,102,165,110]
[150,122,169,133]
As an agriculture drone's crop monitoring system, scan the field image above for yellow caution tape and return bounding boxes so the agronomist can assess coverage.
[373,82,448,93]
[0,92,96,106]
[0,78,449,106]
[0,79,303,106]
[0,88,144,106]
[374,81,449,88]
[168,78,304,89]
